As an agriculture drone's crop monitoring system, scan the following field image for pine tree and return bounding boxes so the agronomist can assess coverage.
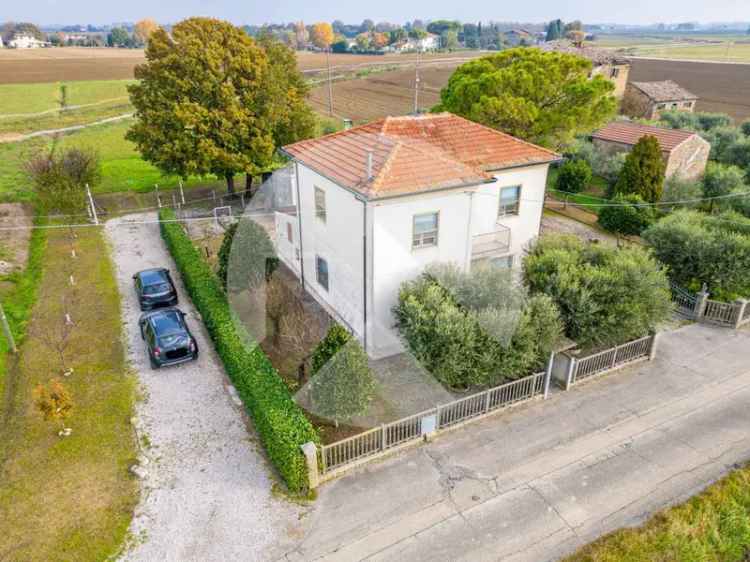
[614,135,666,203]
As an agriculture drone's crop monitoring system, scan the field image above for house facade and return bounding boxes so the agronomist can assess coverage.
[592,121,710,180]
[8,34,48,49]
[277,113,559,358]
[538,41,630,98]
[622,80,698,120]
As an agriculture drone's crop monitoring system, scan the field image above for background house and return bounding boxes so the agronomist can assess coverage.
[592,121,710,180]
[278,113,559,358]
[538,40,631,98]
[8,33,49,48]
[622,80,698,120]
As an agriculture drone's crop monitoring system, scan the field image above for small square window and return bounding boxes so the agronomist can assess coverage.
[314,187,326,223]
[657,103,666,110]
[610,67,619,79]
[316,256,329,291]
[286,223,293,243]
[412,212,439,249]
[498,186,521,217]
[492,255,514,269]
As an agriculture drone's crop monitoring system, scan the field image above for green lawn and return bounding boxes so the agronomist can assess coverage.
[546,168,611,216]
[0,225,138,561]
[566,463,750,561]
[0,119,215,199]
[0,80,133,116]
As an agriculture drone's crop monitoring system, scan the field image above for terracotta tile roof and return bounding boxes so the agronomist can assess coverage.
[537,41,629,65]
[630,80,698,102]
[592,121,700,153]
[282,113,559,199]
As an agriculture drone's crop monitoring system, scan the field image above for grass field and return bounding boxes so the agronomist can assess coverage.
[566,463,750,561]
[0,225,138,561]
[593,33,750,63]
[0,80,133,115]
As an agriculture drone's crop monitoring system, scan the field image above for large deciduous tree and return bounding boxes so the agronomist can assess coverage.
[133,18,159,46]
[614,135,666,203]
[127,18,313,195]
[434,48,616,149]
[310,22,334,49]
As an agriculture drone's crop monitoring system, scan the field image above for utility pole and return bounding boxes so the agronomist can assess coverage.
[326,47,334,116]
[0,302,17,354]
[86,184,98,225]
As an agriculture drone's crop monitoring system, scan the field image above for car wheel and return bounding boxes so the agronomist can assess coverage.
[149,355,160,370]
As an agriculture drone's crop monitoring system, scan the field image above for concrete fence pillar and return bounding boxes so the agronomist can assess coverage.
[543,352,554,399]
[301,442,320,490]
[734,299,748,329]
[694,285,710,320]
[648,332,659,361]
[565,356,577,391]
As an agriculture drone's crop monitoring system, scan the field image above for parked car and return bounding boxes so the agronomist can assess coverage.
[139,308,198,369]
[133,268,178,311]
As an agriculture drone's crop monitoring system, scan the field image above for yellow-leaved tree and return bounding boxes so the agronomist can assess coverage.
[310,22,334,49]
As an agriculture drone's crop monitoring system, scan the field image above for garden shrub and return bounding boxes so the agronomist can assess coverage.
[614,135,665,203]
[702,162,746,210]
[393,263,562,390]
[311,323,352,375]
[643,210,750,301]
[309,336,375,427]
[523,235,671,348]
[556,158,592,194]
[741,120,750,137]
[598,194,656,236]
[159,208,319,492]
[660,176,704,212]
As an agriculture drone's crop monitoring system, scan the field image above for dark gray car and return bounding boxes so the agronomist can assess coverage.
[139,308,198,369]
[133,268,178,311]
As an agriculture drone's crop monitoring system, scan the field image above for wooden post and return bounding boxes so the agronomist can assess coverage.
[381,423,387,451]
[484,389,491,413]
[0,302,17,354]
[86,184,98,225]
[694,284,709,321]
[155,184,162,208]
[179,180,186,205]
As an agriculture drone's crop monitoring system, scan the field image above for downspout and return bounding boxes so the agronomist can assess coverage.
[360,196,368,352]
[294,161,305,287]
[464,191,475,271]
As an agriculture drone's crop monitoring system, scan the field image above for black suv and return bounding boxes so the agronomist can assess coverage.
[133,268,178,311]
[139,308,198,369]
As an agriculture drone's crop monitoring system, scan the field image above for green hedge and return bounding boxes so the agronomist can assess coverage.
[159,208,319,492]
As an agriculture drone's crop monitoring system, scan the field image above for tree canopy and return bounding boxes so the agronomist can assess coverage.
[434,48,616,148]
[310,22,334,48]
[126,18,314,194]
[133,18,159,46]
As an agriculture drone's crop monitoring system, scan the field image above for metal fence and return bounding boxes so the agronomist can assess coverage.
[319,371,547,477]
[669,282,749,329]
[570,335,654,386]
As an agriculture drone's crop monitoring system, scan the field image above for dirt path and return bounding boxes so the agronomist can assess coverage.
[105,213,304,562]
[0,113,132,144]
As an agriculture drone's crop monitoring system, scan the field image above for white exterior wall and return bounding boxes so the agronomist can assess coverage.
[289,161,551,358]
[295,163,366,340]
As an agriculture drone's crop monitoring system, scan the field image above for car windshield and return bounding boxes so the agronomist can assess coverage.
[151,311,184,337]
[143,282,171,295]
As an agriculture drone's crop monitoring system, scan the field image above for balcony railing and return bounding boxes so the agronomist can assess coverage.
[472,224,511,258]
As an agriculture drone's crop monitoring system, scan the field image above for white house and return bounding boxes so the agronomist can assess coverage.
[278,113,560,358]
[9,34,48,49]
[391,33,440,52]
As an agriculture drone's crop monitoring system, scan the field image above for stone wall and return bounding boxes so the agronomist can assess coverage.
[665,134,710,180]
[591,63,630,99]
[621,84,654,118]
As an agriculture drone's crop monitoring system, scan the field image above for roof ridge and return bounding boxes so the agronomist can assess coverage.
[370,140,403,190]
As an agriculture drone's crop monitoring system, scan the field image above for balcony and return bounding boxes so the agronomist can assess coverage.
[472,224,511,258]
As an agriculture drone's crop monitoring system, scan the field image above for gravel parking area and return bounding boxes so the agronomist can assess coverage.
[105,213,303,562]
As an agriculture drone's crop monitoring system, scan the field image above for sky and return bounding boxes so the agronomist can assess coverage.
[6,0,750,27]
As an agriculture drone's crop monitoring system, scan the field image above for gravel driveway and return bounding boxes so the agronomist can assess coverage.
[105,213,303,562]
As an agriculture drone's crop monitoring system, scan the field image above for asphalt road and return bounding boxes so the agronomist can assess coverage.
[278,323,750,561]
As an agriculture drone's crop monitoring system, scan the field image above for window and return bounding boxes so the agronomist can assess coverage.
[491,255,514,269]
[683,101,693,108]
[314,187,326,223]
[498,186,521,217]
[286,222,293,243]
[671,103,678,109]
[610,67,620,79]
[412,212,439,249]
[657,103,666,110]
[316,256,329,291]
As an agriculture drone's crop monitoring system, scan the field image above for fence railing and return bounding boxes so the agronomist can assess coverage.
[669,282,749,329]
[551,334,656,390]
[319,371,547,478]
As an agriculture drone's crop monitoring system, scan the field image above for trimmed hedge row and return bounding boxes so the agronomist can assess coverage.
[159,208,319,492]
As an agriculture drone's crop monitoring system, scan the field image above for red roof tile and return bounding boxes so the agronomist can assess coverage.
[591,121,700,153]
[282,113,559,199]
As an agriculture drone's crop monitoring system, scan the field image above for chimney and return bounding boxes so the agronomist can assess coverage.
[366,151,373,180]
